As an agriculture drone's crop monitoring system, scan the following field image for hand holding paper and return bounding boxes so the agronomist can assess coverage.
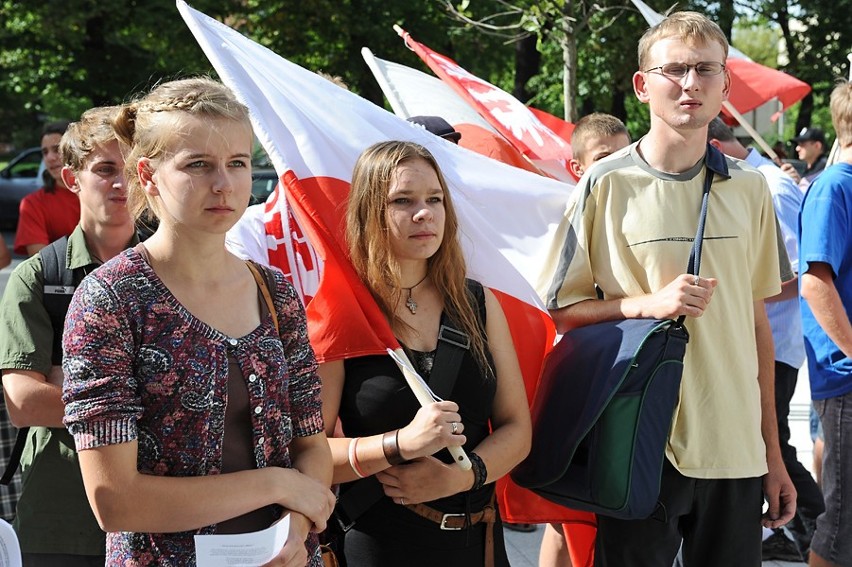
[194,515,290,567]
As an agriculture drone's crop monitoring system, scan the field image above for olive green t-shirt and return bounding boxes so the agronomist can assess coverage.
[0,225,136,555]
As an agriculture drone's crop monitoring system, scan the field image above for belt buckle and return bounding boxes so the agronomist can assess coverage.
[440,512,466,530]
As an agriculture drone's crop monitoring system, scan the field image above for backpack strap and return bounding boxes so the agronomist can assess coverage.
[40,237,75,365]
[246,261,279,334]
[2,237,74,486]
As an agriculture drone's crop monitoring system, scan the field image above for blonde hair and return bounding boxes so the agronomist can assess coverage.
[570,113,630,164]
[637,11,729,71]
[60,106,122,172]
[830,81,852,147]
[113,77,252,222]
[347,141,490,373]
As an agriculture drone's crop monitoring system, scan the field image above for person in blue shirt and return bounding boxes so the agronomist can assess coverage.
[799,80,852,567]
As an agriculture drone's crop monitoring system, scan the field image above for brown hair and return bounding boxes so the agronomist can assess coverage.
[60,106,122,172]
[347,141,490,373]
[570,113,630,163]
[830,81,852,147]
[637,11,729,71]
[706,116,736,143]
[113,77,251,222]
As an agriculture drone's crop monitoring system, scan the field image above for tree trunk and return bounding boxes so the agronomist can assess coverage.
[769,0,810,130]
[717,0,735,40]
[513,35,541,103]
[561,0,578,122]
[611,87,627,122]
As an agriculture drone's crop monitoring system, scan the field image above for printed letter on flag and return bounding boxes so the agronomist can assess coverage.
[177,0,593,547]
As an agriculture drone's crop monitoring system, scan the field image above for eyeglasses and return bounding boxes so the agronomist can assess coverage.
[643,62,726,79]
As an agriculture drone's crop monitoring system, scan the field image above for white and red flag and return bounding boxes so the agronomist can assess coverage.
[178,0,569,363]
[361,46,548,177]
[395,27,575,180]
[178,2,594,553]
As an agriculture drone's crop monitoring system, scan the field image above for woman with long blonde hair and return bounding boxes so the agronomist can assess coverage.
[319,141,531,566]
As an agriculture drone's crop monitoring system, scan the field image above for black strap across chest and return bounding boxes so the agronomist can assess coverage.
[335,280,485,531]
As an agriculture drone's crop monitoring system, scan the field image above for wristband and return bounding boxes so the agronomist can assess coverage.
[469,451,487,491]
[348,437,367,478]
[382,429,406,466]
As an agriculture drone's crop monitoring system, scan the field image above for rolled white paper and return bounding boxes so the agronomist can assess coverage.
[388,348,472,471]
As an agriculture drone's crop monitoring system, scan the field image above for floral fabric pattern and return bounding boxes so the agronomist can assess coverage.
[62,248,324,566]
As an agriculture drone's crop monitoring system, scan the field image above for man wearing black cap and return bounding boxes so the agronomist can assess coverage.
[782,127,829,189]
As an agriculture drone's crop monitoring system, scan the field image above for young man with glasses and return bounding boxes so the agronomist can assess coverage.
[538,11,796,566]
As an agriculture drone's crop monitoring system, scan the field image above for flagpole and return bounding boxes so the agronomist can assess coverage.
[389,348,472,470]
[362,47,411,118]
[722,100,779,161]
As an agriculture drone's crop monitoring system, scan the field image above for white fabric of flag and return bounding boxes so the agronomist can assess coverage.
[177,0,573,311]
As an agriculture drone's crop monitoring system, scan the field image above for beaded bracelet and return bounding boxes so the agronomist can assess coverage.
[382,429,406,466]
[469,451,488,491]
[348,437,367,478]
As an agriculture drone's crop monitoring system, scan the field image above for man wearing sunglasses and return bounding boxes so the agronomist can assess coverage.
[539,11,796,566]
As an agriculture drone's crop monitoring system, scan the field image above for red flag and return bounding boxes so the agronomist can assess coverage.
[361,46,557,179]
[529,107,576,145]
[282,172,399,362]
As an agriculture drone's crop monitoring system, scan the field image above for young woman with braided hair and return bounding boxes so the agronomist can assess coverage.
[61,77,335,567]
[318,141,531,566]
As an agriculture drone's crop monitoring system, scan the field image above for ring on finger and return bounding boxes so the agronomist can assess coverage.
[693,275,700,286]
[451,421,459,435]
[400,497,406,506]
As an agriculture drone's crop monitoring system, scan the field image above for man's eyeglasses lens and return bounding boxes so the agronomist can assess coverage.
[646,62,726,78]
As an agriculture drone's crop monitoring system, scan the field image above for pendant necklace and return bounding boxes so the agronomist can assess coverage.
[402,274,429,314]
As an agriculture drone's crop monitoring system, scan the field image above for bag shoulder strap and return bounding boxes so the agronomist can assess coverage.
[335,280,487,527]
[246,261,279,335]
[426,279,484,399]
[40,237,75,365]
[676,147,717,326]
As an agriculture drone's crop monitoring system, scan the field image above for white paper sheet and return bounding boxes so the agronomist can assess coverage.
[194,515,290,566]
[386,348,471,470]
[0,519,22,567]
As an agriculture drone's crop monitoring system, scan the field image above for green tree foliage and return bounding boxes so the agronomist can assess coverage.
[0,0,238,146]
[237,0,511,106]
[741,0,851,134]
[0,0,511,147]
[733,18,781,68]
[0,0,847,149]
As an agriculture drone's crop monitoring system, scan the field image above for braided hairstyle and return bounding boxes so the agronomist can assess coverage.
[113,77,251,222]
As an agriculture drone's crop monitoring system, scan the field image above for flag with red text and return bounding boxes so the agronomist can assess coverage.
[179,2,590,548]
